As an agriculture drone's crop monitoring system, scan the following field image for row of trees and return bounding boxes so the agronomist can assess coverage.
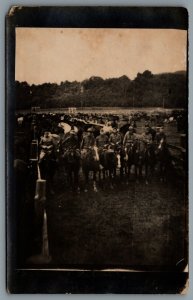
[15,70,187,109]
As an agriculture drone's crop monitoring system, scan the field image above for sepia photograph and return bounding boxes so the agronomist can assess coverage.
[6,6,188,293]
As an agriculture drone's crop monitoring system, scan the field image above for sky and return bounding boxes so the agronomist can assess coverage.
[15,28,187,85]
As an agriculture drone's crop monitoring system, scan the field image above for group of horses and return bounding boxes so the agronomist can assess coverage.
[38,126,173,194]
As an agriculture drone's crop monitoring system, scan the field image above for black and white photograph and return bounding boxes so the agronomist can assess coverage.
[6,6,188,293]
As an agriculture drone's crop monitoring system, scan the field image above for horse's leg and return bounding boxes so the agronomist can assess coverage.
[162,163,167,182]
[99,170,101,181]
[159,162,164,182]
[149,162,154,183]
[120,160,124,178]
[139,162,143,179]
[93,171,98,192]
[135,163,141,184]
[84,170,89,192]
[68,170,73,191]
[144,163,149,184]
[74,168,80,193]
[113,167,116,178]
[109,169,114,189]
[126,164,131,185]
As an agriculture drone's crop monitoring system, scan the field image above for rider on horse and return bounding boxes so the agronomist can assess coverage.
[39,130,54,146]
[141,126,153,144]
[109,127,123,151]
[123,126,137,147]
[155,126,167,145]
[95,128,109,149]
[62,129,80,159]
[39,131,55,162]
[95,128,109,167]
[80,127,96,150]
[62,130,79,150]
[144,125,156,141]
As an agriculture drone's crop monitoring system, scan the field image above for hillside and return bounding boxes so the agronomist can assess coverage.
[15,70,187,109]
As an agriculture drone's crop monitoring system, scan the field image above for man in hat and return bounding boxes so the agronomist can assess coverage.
[62,129,79,150]
[123,126,137,147]
[155,126,167,145]
[141,126,153,144]
[96,128,109,149]
[62,129,81,162]
[39,131,56,165]
[80,127,96,149]
[39,131,54,151]
[109,127,123,150]
[142,125,156,142]
[95,128,109,167]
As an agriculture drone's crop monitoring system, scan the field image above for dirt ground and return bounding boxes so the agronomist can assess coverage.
[45,168,187,270]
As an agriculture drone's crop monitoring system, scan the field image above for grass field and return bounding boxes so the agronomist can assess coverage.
[17,107,185,115]
[17,117,187,270]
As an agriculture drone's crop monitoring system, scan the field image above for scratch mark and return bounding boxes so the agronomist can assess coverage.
[8,6,23,17]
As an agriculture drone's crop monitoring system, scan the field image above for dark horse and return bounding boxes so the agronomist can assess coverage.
[81,146,100,192]
[156,138,173,182]
[39,145,57,194]
[99,145,123,188]
[124,139,156,184]
[139,140,156,184]
[124,140,140,182]
[63,148,81,192]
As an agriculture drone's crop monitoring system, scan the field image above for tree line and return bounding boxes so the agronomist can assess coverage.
[15,70,187,109]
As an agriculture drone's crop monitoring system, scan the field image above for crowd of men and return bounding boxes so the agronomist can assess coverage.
[14,110,186,164]
[39,121,167,156]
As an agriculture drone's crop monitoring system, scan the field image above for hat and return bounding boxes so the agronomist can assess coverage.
[70,130,76,134]
[87,127,94,132]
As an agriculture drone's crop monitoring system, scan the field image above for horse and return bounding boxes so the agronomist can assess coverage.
[63,148,81,192]
[139,140,156,184]
[97,143,125,188]
[124,140,141,183]
[156,138,173,182]
[81,146,100,192]
[38,144,57,194]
